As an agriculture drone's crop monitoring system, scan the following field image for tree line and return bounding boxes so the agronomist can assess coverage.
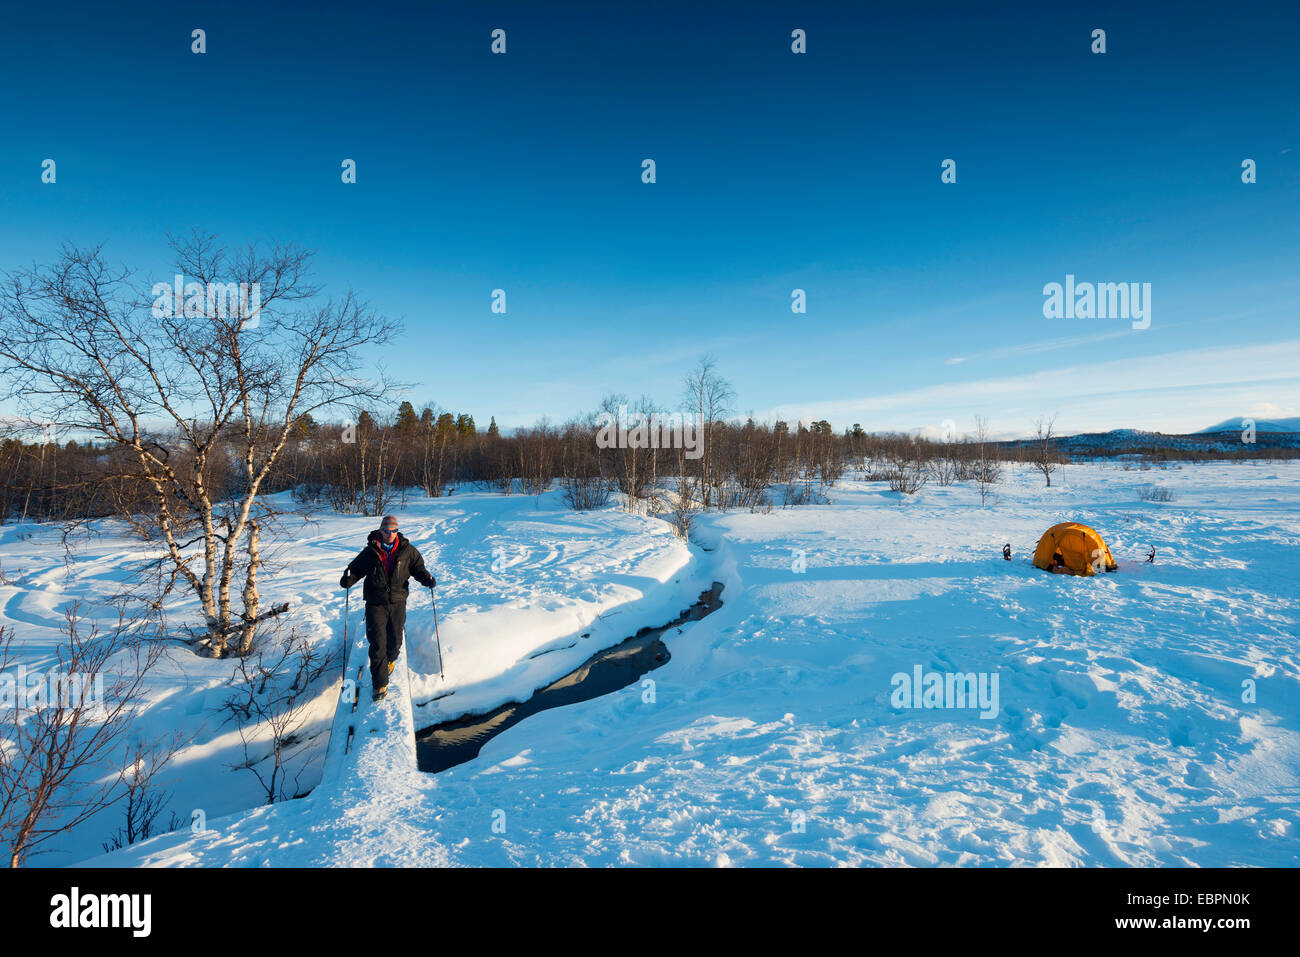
[8,396,1292,535]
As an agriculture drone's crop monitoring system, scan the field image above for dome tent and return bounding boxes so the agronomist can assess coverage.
[1032,522,1118,576]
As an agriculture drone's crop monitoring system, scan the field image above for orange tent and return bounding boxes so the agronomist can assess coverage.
[1032,522,1118,576]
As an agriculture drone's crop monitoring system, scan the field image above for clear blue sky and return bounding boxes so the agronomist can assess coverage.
[2,0,1297,436]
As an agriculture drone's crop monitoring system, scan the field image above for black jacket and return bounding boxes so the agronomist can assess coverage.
[341,530,435,606]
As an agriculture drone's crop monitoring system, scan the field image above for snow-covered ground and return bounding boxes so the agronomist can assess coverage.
[3,461,1297,866]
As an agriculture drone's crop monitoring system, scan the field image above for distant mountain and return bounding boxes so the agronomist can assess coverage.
[1198,416,1300,434]
[994,425,1300,458]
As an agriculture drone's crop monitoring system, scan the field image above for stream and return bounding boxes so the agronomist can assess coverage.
[414,581,725,773]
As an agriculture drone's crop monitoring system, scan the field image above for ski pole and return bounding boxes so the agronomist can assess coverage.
[343,587,349,647]
[431,585,445,679]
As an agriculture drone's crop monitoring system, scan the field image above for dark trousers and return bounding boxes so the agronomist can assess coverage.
[364,601,406,691]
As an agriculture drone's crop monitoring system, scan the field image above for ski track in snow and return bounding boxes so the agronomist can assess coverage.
[2,463,1296,866]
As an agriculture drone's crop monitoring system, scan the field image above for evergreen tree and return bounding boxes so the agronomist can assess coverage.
[396,401,419,433]
[487,416,500,438]
[291,412,316,436]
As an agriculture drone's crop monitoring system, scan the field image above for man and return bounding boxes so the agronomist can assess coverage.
[340,515,435,701]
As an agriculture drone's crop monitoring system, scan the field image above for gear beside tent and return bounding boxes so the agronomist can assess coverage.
[1032,522,1118,576]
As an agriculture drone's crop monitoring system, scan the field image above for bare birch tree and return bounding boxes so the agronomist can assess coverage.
[1033,415,1060,488]
[0,234,398,656]
[974,415,1001,506]
[681,356,734,509]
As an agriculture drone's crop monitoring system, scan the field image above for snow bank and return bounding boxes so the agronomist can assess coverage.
[8,462,1298,867]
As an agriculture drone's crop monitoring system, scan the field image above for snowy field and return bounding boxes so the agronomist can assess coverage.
[3,461,1297,867]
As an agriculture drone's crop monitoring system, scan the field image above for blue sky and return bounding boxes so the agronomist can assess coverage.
[1,1,1297,436]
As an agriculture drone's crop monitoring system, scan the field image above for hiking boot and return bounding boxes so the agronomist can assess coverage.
[373,685,388,701]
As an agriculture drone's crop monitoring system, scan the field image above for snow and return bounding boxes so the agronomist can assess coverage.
[3,462,1298,867]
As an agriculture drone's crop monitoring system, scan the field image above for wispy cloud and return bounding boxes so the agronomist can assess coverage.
[771,339,1300,435]
[944,328,1134,366]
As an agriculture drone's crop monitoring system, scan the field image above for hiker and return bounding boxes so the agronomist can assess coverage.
[1002,543,1012,561]
[340,515,435,701]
